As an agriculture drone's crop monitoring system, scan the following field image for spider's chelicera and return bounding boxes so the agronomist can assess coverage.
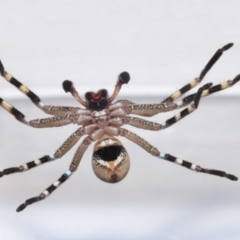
[0,43,239,213]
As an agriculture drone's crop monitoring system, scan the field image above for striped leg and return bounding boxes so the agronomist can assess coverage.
[0,60,82,116]
[119,128,238,181]
[123,82,209,118]
[16,170,73,212]
[0,98,74,127]
[16,135,94,212]
[161,43,233,103]
[0,125,97,178]
[120,83,212,131]
[176,74,240,108]
[157,83,212,129]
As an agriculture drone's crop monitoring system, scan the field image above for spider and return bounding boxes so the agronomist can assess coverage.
[0,43,239,213]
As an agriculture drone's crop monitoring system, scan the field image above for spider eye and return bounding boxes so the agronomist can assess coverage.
[92,137,130,183]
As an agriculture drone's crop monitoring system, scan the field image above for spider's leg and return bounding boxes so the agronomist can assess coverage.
[0,98,75,127]
[0,60,83,116]
[109,99,177,117]
[0,60,43,108]
[62,80,87,106]
[119,128,238,181]
[16,170,73,212]
[0,125,97,178]
[119,83,212,130]
[42,106,91,116]
[123,82,211,118]
[16,131,102,212]
[176,74,240,108]
[161,43,233,103]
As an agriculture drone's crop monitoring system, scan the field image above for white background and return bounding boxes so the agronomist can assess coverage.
[0,1,240,240]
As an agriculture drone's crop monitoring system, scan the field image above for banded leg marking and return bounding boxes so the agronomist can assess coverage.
[0,126,94,178]
[120,128,238,181]
[16,170,73,212]
[158,152,238,181]
[0,99,73,127]
[0,60,44,108]
[162,43,233,103]
[177,74,240,108]
[0,155,55,178]
[0,98,30,125]
[160,83,212,129]
[16,134,94,212]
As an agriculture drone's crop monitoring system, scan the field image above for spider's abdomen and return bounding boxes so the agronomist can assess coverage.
[92,135,130,183]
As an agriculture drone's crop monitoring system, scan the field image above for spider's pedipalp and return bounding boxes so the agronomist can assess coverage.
[62,80,73,93]
[62,80,86,106]
[108,72,131,103]
[119,71,130,84]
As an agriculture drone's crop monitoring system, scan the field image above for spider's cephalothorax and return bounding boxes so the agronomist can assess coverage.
[85,89,109,111]
[0,43,239,212]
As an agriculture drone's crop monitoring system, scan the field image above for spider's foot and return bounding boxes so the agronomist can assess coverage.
[0,60,5,76]
[0,167,21,178]
[16,196,41,212]
[222,43,234,51]
[200,169,238,181]
[227,174,238,181]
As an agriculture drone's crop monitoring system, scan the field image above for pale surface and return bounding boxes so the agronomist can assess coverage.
[0,97,239,240]
[0,0,240,98]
